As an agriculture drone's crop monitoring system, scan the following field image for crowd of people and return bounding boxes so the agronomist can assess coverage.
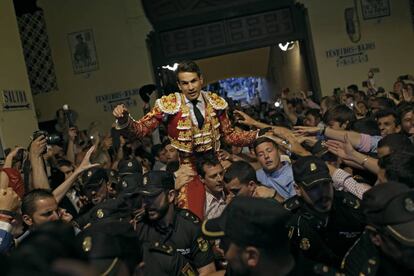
[0,60,413,275]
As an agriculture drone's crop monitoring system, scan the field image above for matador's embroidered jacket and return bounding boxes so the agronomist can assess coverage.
[119,91,257,153]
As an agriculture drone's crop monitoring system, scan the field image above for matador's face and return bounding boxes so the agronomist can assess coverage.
[177,72,203,101]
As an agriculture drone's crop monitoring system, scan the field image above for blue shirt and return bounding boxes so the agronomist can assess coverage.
[0,222,13,253]
[256,162,296,199]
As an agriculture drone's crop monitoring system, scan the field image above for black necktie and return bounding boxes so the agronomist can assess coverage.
[191,100,204,128]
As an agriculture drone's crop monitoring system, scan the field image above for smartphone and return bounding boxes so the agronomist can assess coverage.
[362,81,368,88]
[274,99,283,108]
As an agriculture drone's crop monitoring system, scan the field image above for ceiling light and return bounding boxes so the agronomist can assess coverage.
[161,63,179,71]
[278,41,295,51]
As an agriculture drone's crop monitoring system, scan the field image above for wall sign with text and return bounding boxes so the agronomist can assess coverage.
[96,88,141,112]
[361,0,390,20]
[2,89,31,111]
[325,42,376,67]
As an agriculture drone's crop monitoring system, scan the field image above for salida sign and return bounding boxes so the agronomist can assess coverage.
[2,89,31,110]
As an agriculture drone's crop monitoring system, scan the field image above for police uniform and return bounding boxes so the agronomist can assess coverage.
[78,219,197,276]
[74,195,133,228]
[286,156,365,274]
[321,181,414,276]
[136,208,214,271]
[142,230,199,276]
[135,171,215,271]
[202,197,294,276]
[77,167,111,216]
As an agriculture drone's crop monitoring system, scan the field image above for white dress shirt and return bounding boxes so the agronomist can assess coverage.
[204,190,227,220]
[184,93,206,127]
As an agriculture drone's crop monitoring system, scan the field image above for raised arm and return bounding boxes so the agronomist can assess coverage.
[66,127,78,164]
[113,104,163,140]
[294,126,363,149]
[53,146,99,203]
[218,110,258,147]
[29,136,49,190]
[233,110,272,129]
[326,136,380,174]
[0,147,24,189]
[0,187,20,253]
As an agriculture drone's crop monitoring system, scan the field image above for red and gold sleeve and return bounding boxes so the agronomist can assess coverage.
[218,110,257,147]
[119,106,164,140]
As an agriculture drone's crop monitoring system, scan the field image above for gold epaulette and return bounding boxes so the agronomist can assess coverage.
[155,92,181,115]
[204,91,228,110]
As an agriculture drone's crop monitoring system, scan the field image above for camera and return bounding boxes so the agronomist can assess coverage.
[398,75,409,81]
[32,130,62,146]
[62,104,76,127]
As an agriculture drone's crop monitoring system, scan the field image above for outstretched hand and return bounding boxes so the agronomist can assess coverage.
[293,125,320,136]
[325,134,355,160]
[112,104,129,118]
[76,146,100,173]
[175,163,196,190]
[30,135,47,158]
[233,110,257,127]
[273,131,310,156]
[7,147,25,160]
[68,127,78,142]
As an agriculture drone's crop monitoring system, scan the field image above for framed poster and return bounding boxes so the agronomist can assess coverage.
[361,0,391,20]
[68,29,99,74]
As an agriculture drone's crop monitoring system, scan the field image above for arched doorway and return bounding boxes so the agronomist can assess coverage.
[143,0,320,100]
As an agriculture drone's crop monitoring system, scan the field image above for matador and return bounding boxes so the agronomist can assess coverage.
[113,61,257,219]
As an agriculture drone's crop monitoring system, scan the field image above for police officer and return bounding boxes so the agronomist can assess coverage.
[117,158,143,194]
[74,193,134,228]
[133,170,216,275]
[202,197,295,276]
[79,168,114,213]
[285,156,365,274]
[319,181,414,276]
[77,219,197,276]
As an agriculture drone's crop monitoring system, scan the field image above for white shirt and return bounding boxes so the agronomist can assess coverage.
[204,190,227,220]
[184,93,206,127]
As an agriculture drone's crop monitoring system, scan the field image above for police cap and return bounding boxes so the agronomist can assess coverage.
[137,171,175,196]
[118,158,142,175]
[117,173,143,194]
[82,168,108,196]
[293,156,331,189]
[363,181,414,246]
